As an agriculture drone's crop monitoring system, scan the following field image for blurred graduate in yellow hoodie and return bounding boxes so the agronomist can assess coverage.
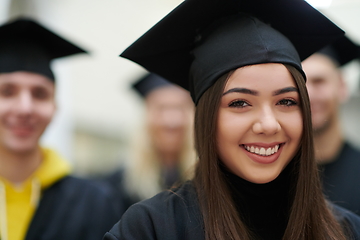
[0,18,120,240]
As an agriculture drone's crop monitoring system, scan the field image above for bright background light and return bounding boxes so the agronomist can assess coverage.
[306,0,332,8]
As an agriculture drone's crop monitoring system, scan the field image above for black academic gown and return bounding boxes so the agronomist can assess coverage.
[320,142,360,215]
[25,176,121,240]
[103,181,360,240]
[102,166,183,217]
[101,169,140,217]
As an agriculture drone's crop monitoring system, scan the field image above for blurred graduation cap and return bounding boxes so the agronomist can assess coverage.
[318,36,360,67]
[132,73,172,98]
[0,17,87,81]
[120,0,344,104]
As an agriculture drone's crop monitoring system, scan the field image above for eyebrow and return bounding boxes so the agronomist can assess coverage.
[222,88,258,96]
[273,87,298,96]
[222,86,298,96]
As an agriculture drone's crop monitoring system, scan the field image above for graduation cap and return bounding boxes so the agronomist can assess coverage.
[0,17,87,81]
[317,36,360,67]
[132,73,173,98]
[120,0,344,104]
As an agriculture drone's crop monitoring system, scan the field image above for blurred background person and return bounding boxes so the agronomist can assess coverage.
[105,73,196,211]
[302,36,360,215]
[0,18,119,240]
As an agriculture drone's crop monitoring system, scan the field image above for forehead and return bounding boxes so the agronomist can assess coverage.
[146,86,191,104]
[224,63,296,91]
[302,54,340,80]
[0,71,54,88]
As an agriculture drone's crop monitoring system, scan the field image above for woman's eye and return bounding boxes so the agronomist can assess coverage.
[229,100,249,108]
[277,99,297,107]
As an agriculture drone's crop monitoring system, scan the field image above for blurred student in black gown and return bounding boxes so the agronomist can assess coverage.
[106,73,195,211]
[0,18,119,240]
[302,36,360,215]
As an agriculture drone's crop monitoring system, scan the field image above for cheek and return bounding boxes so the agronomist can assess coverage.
[147,120,166,142]
[216,110,250,158]
[147,108,163,126]
[0,106,9,119]
[0,100,15,115]
[38,103,56,124]
[217,111,237,143]
[318,84,339,101]
[284,111,303,142]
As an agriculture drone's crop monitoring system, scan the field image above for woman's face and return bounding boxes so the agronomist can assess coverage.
[216,63,302,184]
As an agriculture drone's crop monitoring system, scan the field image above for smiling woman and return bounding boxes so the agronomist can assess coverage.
[103,0,360,239]
[216,64,303,184]
[193,63,315,239]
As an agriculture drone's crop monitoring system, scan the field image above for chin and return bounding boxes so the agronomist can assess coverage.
[6,141,39,154]
[245,171,281,184]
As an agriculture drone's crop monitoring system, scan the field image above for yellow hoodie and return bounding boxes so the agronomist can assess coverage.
[0,148,71,240]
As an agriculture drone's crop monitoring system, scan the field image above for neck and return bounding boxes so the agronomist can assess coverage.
[0,146,42,184]
[223,162,293,239]
[313,118,344,164]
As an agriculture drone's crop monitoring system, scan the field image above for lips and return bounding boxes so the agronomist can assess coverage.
[8,125,35,137]
[241,143,284,164]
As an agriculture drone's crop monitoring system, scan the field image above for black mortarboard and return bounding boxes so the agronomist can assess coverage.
[120,0,344,104]
[132,73,172,98]
[318,36,360,67]
[0,17,87,81]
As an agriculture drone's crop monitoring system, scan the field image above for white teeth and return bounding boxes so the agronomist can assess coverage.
[244,144,280,156]
[265,148,272,155]
[260,148,266,155]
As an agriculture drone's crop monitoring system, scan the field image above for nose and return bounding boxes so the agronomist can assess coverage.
[161,108,184,129]
[14,91,34,115]
[252,106,281,135]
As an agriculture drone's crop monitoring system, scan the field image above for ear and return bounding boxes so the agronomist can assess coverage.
[338,74,349,104]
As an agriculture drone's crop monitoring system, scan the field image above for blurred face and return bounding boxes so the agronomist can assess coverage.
[217,63,302,184]
[0,72,56,154]
[302,54,347,134]
[146,86,193,156]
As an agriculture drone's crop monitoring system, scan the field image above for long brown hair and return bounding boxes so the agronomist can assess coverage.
[193,64,347,240]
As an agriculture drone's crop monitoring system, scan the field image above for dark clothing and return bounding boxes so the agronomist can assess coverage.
[103,167,182,217]
[103,181,360,240]
[103,169,140,215]
[223,163,293,239]
[320,142,360,215]
[103,182,203,240]
[26,176,120,240]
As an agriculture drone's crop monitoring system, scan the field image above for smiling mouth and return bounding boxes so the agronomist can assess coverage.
[9,126,34,135]
[242,144,283,156]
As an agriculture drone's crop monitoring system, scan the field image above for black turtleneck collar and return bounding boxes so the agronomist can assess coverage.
[222,161,295,240]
